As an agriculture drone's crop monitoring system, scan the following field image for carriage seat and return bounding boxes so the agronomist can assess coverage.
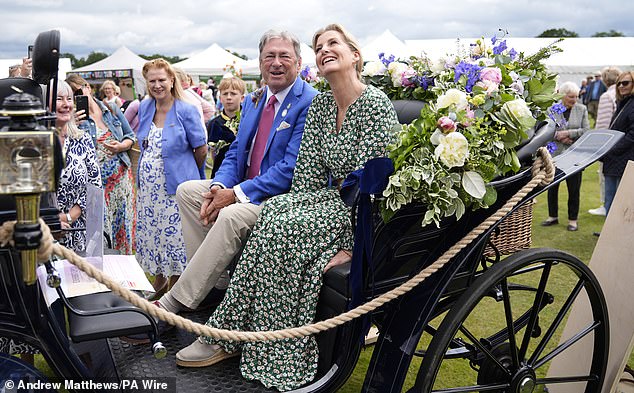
[64,291,154,343]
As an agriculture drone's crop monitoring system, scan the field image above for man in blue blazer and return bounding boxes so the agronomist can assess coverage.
[154,30,318,319]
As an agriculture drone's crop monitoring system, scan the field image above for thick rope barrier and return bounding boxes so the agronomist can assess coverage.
[0,148,555,343]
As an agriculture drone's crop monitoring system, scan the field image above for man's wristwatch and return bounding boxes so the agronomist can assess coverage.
[65,212,73,224]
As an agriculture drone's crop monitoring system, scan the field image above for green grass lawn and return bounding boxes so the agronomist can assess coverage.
[32,162,632,391]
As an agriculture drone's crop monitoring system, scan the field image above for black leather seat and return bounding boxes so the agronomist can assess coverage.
[66,292,154,343]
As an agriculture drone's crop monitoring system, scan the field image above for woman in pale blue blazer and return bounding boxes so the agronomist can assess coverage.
[542,81,589,231]
[135,58,207,295]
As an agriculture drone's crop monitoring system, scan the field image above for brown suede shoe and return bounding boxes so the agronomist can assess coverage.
[175,339,239,367]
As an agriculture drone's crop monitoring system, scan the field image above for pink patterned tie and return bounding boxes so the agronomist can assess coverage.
[247,95,277,179]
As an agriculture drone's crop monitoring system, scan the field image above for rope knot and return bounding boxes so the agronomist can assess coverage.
[532,147,555,186]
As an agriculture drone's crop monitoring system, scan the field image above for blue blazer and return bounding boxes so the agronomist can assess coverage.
[214,78,318,204]
[137,98,208,194]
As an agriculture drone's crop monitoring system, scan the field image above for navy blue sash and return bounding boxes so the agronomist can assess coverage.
[340,157,394,312]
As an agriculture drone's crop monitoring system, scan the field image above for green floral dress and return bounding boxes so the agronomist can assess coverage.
[202,85,398,391]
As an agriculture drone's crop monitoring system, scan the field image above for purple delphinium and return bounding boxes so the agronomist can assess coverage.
[378,52,395,67]
[548,102,568,129]
[546,141,558,154]
[300,65,310,79]
[508,48,518,60]
[551,103,567,114]
[454,61,483,93]
[417,75,435,90]
[493,40,507,55]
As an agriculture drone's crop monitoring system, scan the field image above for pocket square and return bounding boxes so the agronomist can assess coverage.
[277,121,291,131]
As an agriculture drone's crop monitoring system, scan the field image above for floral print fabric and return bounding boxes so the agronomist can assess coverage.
[135,123,187,276]
[96,128,136,254]
[57,132,101,252]
[202,85,398,391]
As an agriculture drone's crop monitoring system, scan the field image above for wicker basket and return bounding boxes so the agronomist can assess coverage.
[483,199,535,257]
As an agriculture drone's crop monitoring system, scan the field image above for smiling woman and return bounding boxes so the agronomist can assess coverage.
[134,58,208,294]
[176,23,398,391]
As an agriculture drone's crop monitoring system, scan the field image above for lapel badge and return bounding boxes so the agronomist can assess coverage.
[281,103,291,117]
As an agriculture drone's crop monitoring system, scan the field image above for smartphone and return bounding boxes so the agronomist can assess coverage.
[27,45,33,59]
[75,95,89,117]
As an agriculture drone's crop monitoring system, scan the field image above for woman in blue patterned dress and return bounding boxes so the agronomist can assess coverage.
[176,24,398,390]
[135,59,208,294]
[66,74,137,254]
[55,81,102,251]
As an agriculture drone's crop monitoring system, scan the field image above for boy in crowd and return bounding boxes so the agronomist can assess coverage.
[206,76,246,176]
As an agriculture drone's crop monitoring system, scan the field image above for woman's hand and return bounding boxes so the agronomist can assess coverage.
[324,250,352,273]
[58,213,71,230]
[74,109,87,123]
[103,140,132,155]
[554,130,570,141]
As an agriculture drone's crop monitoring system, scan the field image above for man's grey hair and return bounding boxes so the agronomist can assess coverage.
[258,29,301,60]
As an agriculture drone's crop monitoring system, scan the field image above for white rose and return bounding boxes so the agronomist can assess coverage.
[431,58,447,74]
[362,61,386,77]
[436,88,469,111]
[434,132,469,168]
[388,62,408,87]
[504,99,532,119]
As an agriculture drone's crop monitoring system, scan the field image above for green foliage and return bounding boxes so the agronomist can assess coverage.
[537,28,579,38]
[230,51,248,60]
[61,51,108,68]
[140,53,186,64]
[592,30,625,37]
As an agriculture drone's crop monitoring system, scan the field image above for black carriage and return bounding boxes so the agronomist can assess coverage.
[0,31,622,393]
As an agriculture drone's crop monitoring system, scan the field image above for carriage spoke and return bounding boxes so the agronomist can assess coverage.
[533,321,600,369]
[458,325,511,377]
[518,261,552,360]
[536,374,598,385]
[500,278,520,369]
[431,382,510,393]
[528,277,585,365]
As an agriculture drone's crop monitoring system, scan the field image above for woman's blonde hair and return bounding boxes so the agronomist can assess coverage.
[142,58,185,100]
[312,23,363,79]
[99,80,118,96]
[615,71,634,101]
[55,81,84,140]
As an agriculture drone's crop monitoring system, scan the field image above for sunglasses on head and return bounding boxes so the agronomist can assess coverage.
[617,80,632,88]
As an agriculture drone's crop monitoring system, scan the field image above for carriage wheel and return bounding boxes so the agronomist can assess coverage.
[413,248,608,393]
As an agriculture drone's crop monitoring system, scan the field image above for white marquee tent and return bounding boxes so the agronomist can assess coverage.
[361,29,410,63]
[174,43,247,77]
[70,46,147,100]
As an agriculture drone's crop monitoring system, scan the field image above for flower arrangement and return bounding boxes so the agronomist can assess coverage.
[366,36,563,227]
[300,65,330,91]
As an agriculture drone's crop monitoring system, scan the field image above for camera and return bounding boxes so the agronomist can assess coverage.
[0,31,65,222]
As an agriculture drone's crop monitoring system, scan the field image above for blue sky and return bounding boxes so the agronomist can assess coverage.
[1,0,632,60]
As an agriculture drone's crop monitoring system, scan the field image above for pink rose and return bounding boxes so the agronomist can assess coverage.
[437,116,457,134]
[479,67,502,84]
[400,68,417,87]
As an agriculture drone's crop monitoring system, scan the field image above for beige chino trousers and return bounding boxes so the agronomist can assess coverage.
[170,179,263,309]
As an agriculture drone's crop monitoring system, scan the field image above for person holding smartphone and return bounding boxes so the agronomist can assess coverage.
[54,81,102,251]
[66,73,137,254]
